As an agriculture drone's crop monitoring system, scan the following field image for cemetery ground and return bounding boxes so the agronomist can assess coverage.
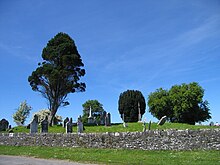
[0,123,219,164]
[5,122,218,133]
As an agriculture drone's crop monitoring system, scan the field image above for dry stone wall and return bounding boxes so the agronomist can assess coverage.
[0,129,220,150]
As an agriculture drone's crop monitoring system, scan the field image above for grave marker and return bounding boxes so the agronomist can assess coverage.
[88,106,93,124]
[77,116,83,133]
[41,116,48,133]
[157,116,167,126]
[63,117,69,128]
[105,113,111,126]
[30,115,38,133]
[66,118,73,133]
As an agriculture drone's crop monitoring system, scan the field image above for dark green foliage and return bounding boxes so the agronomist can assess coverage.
[148,82,211,125]
[82,100,105,124]
[118,90,146,122]
[28,32,86,125]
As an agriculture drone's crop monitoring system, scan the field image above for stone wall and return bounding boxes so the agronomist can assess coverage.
[0,129,220,150]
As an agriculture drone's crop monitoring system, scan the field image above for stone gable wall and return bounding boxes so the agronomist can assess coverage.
[0,129,219,150]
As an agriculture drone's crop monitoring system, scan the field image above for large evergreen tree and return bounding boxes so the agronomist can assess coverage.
[28,32,86,125]
[118,90,146,122]
[148,82,211,125]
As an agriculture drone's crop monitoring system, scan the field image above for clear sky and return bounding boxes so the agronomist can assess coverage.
[0,0,219,126]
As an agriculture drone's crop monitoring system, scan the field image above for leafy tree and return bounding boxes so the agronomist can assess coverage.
[13,100,32,126]
[169,82,211,124]
[118,90,146,122]
[148,88,173,122]
[28,32,86,125]
[148,82,211,125]
[82,100,105,124]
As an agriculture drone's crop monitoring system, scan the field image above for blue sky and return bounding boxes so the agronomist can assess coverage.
[0,0,219,126]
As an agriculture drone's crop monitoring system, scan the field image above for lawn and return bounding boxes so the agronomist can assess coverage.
[6,122,218,133]
[0,145,219,165]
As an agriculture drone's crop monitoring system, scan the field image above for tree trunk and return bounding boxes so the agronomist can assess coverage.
[49,106,58,126]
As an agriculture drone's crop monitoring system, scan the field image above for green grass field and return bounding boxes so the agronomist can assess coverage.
[0,146,219,165]
[7,122,218,133]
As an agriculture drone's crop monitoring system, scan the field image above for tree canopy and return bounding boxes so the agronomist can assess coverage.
[82,100,105,124]
[148,82,211,125]
[28,32,86,125]
[118,90,146,122]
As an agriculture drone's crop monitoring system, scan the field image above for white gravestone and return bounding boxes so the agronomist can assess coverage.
[88,106,93,124]
[157,116,167,126]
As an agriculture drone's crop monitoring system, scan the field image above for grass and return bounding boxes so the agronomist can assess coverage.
[5,122,218,133]
[0,145,219,165]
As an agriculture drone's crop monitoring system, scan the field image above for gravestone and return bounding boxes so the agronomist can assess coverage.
[122,113,127,127]
[30,115,38,133]
[157,116,167,126]
[100,111,107,125]
[138,102,142,122]
[77,116,83,133]
[66,118,73,133]
[41,116,48,133]
[148,120,152,130]
[88,106,93,124]
[26,124,30,129]
[105,113,111,126]
[63,117,69,128]
[0,119,9,131]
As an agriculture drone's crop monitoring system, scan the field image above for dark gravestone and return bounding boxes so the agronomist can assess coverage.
[30,115,38,133]
[105,113,111,126]
[26,124,30,129]
[148,120,152,130]
[0,119,9,131]
[41,116,48,133]
[66,118,73,133]
[63,117,69,128]
[101,111,107,125]
[157,116,167,126]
